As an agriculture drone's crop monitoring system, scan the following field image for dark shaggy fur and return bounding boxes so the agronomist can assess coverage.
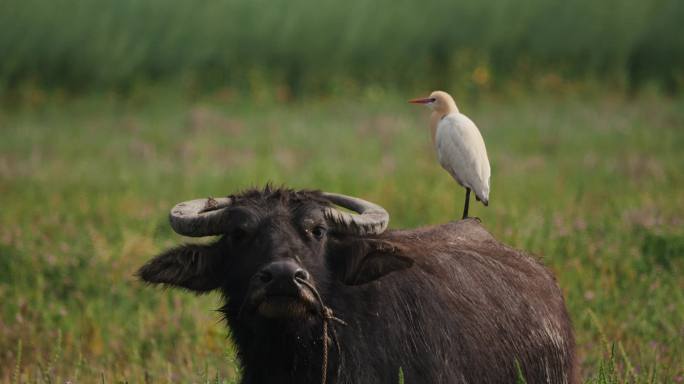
[138,187,577,384]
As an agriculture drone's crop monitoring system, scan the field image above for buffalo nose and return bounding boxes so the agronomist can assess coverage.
[258,260,309,293]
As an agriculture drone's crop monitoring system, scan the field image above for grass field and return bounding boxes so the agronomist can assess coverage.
[1,89,683,382]
[2,0,683,93]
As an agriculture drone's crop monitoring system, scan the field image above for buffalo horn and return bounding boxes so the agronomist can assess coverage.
[322,192,389,236]
[167,192,389,237]
[168,197,232,237]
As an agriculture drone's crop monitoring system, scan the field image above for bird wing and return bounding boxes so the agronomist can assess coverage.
[435,113,491,202]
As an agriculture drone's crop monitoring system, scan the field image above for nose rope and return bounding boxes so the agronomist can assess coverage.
[296,277,347,384]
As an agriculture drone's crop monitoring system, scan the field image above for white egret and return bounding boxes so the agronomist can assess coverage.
[410,90,491,219]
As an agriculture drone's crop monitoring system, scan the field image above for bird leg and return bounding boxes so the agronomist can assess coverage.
[462,188,471,220]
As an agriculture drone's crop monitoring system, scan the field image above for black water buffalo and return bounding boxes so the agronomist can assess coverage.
[138,186,577,384]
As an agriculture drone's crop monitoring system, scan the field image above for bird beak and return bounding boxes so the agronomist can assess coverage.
[408,97,433,104]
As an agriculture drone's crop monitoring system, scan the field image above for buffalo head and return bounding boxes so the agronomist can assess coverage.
[138,187,412,322]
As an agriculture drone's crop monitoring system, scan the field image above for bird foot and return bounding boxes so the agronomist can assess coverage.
[461,216,482,223]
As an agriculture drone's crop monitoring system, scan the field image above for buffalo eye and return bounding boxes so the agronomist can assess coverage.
[311,225,327,240]
[231,228,248,243]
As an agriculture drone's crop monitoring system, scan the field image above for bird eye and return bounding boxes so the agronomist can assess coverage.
[311,226,327,240]
[429,98,437,102]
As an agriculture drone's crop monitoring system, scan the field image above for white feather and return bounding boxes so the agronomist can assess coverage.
[435,113,491,203]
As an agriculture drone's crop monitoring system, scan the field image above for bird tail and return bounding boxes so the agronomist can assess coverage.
[480,180,490,206]
[476,190,489,206]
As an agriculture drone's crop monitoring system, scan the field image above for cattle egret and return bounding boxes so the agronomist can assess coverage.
[409,90,491,219]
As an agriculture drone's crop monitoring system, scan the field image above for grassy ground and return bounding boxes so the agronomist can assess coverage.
[1,90,683,382]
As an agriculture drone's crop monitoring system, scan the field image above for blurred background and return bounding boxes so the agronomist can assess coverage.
[2,0,684,97]
[1,0,682,382]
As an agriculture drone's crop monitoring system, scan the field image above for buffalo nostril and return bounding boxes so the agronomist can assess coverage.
[259,270,273,283]
[294,269,309,281]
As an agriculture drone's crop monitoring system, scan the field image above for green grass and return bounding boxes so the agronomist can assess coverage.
[1,0,683,94]
[0,89,683,382]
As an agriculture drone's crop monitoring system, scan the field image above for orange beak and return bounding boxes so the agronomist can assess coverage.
[408,97,433,104]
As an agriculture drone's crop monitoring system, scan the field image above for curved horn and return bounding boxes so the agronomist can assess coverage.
[169,197,232,237]
[322,192,389,236]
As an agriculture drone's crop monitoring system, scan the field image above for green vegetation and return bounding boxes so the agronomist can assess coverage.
[0,89,682,382]
[1,0,683,95]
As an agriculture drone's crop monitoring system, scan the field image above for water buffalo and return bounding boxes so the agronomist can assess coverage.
[138,186,577,384]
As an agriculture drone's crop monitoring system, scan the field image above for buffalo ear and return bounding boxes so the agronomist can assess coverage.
[340,240,413,285]
[137,244,223,293]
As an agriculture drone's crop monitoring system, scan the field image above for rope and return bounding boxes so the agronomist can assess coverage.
[296,278,347,384]
[322,313,329,384]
